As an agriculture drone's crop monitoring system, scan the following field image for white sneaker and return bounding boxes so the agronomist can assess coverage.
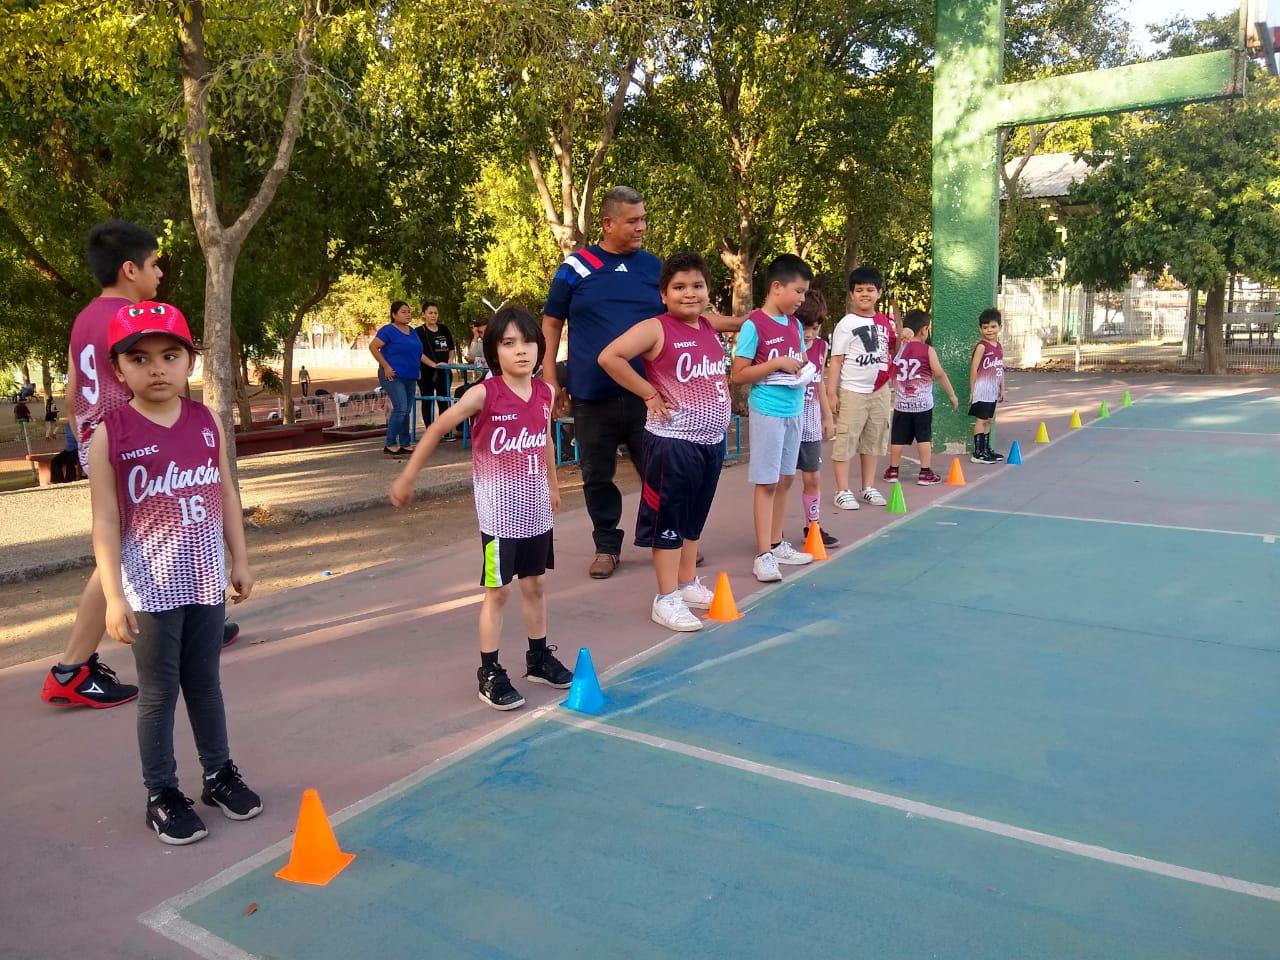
[651,592,704,632]
[834,489,860,510]
[772,541,813,566]
[753,552,782,582]
[860,486,887,506]
[679,576,715,609]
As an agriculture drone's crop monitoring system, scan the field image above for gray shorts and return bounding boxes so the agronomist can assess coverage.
[748,410,802,485]
[796,439,822,473]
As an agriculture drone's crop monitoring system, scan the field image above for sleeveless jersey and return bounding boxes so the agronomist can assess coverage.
[972,340,1005,403]
[800,338,828,442]
[745,309,805,369]
[642,313,730,446]
[470,377,554,538]
[893,340,934,413]
[69,296,134,473]
[105,398,226,613]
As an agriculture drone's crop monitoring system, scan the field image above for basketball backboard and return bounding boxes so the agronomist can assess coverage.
[1246,0,1278,74]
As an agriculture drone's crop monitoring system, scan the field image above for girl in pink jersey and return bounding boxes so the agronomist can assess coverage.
[884,310,959,485]
[89,302,259,845]
[598,251,743,632]
[390,307,572,710]
[794,289,838,548]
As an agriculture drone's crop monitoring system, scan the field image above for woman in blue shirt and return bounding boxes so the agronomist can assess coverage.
[370,300,424,455]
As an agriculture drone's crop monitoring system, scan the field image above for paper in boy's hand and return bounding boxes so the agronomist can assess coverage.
[761,361,817,388]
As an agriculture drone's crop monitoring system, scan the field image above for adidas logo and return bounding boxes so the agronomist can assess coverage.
[614,263,628,273]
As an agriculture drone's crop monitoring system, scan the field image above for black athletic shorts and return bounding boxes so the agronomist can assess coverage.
[796,439,822,473]
[968,400,997,420]
[480,530,554,587]
[891,409,933,446]
[634,432,725,550]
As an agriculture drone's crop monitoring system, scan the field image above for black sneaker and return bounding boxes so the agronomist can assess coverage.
[222,621,240,648]
[201,761,263,820]
[525,645,573,688]
[146,788,208,845]
[989,449,1005,461]
[804,524,840,547]
[478,663,525,711]
[41,654,139,708]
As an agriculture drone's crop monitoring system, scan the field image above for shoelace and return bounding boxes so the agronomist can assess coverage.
[155,789,195,817]
[92,659,123,683]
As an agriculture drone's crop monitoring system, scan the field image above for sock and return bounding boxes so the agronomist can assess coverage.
[53,662,84,681]
[481,650,499,669]
[527,636,547,654]
[758,550,772,559]
[803,495,819,524]
[770,540,781,550]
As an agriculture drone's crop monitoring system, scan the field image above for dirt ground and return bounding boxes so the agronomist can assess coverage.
[0,472,633,670]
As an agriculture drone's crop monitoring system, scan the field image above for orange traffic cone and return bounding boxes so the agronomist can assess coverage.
[705,571,744,622]
[946,458,966,486]
[275,789,356,886]
[803,522,830,561]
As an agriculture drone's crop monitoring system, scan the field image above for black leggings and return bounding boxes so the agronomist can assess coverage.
[419,368,453,425]
[130,603,229,793]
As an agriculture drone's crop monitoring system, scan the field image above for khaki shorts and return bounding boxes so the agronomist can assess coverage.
[832,387,892,460]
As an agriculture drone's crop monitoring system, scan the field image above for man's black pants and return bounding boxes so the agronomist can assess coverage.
[572,394,647,556]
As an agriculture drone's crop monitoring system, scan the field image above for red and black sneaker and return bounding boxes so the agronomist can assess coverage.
[41,654,138,708]
[222,621,240,648]
[917,468,943,485]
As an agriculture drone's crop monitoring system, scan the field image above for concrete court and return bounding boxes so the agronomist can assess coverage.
[0,372,1274,960]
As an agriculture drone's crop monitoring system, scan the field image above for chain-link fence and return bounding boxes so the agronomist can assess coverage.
[998,276,1280,372]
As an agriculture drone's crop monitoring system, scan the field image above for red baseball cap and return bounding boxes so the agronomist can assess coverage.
[109,301,195,355]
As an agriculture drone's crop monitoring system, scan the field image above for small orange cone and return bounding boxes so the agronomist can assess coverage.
[946,458,966,486]
[803,522,829,561]
[275,789,356,886]
[705,571,744,622]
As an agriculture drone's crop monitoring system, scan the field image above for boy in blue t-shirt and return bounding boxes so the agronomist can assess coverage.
[731,255,815,583]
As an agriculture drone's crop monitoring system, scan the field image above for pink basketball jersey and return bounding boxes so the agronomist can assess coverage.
[893,339,934,412]
[105,398,226,612]
[642,313,730,446]
[972,340,1005,403]
[801,338,828,441]
[69,296,134,472]
[470,377,554,538]
[745,309,805,368]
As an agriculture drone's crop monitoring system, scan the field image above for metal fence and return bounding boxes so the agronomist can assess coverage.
[998,276,1280,372]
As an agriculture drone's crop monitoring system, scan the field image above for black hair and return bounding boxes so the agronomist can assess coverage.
[390,300,410,320]
[903,309,931,334]
[659,251,711,292]
[978,307,1002,326]
[483,306,546,373]
[795,287,828,327]
[421,301,439,312]
[765,254,813,288]
[848,265,883,292]
[85,220,158,288]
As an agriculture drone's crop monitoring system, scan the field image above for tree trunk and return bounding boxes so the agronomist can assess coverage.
[1203,280,1227,375]
[1182,286,1197,359]
[843,208,861,310]
[20,360,31,385]
[281,268,332,423]
[201,249,240,445]
[228,324,255,430]
[720,238,757,418]
[40,359,53,399]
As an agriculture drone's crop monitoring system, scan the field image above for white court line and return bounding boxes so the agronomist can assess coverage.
[556,714,1280,904]
[1094,425,1278,437]
[938,504,1279,542]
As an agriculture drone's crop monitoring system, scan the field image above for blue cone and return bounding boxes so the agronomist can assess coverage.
[1007,440,1023,465]
[562,647,608,715]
